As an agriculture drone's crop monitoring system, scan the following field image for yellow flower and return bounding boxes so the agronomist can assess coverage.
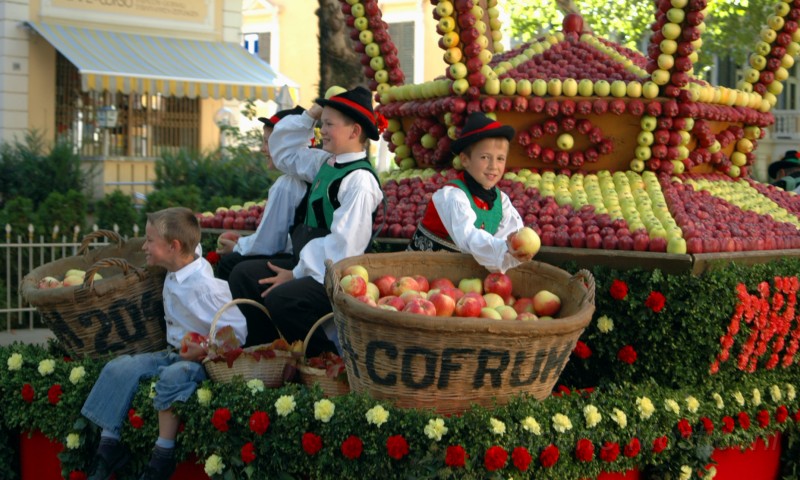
[597,315,614,333]
[752,388,761,406]
[583,405,602,428]
[664,398,680,415]
[148,382,157,399]
[247,379,265,395]
[314,399,335,423]
[707,465,718,480]
[38,358,56,376]
[424,418,448,441]
[7,353,23,371]
[712,393,724,409]
[679,465,692,480]
[196,388,212,406]
[204,454,225,476]
[365,405,389,427]
[636,396,655,419]
[490,417,506,435]
[733,391,745,406]
[610,408,628,429]
[552,413,573,433]
[787,384,796,401]
[770,385,782,402]
[685,396,700,414]
[275,395,296,417]
[521,416,541,435]
[66,433,81,449]
[69,366,86,385]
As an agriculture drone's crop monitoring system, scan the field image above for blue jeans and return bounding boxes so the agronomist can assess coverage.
[81,350,207,436]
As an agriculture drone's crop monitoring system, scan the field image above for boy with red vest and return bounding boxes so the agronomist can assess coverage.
[408,112,535,271]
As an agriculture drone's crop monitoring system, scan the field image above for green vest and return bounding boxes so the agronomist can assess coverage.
[305,159,378,229]
[448,178,503,234]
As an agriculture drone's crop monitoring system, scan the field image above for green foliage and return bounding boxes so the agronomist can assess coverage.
[140,185,203,218]
[0,197,37,237]
[36,189,87,236]
[95,190,140,236]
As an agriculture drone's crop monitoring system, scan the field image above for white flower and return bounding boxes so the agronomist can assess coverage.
[275,395,296,417]
[770,385,782,402]
[247,378,265,395]
[733,391,745,406]
[196,388,212,406]
[490,417,506,436]
[148,381,157,399]
[679,465,692,480]
[787,384,796,401]
[7,353,23,371]
[69,366,86,385]
[521,416,541,435]
[424,418,448,441]
[314,399,335,423]
[610,408,628,429]
[583,405,602,428]
[38,358,56,376]
[552,413,573,433]
[65,433,81,449]
[636,396,655,419]
[712,393,724,409]
[597,315,614,333]
[685,396,700,414]
[752,388,761,406]
[365,405,389,427]
[664,398,680,415]
[204,454,225,476]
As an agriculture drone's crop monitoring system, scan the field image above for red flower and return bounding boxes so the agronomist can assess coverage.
[599,441,620,462]
[610,279,628,300]
[205,251,220,265]
[776,405,789,424]
[21,384,35,403]
[302,432,323,456]
[386,435,409,460]
[375,113,389,134]
[738,412,750,430]
[575,438,595,462]
[484,446,508,471]
[127,409,143,429]
[48,384,63,405]
[249,411,270,435]
[341,435,363,460]
[624,438,641,458]
[539,444,560,468]
[69,471,87,480]
[573,341,592,359]
[445,445,467,468]
[512,446,532,472]
[721,416,735,434]
[617,345,638,364]
[645,291,666,312]
[211,408,231,432]
[677,419,692,439]
[240,442,256,464]
[793,409,800,423]
[757,409,770,428]
[652,436,668,454]
[700,417,714,435]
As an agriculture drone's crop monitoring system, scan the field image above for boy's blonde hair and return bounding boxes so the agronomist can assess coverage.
[146,207,200,256]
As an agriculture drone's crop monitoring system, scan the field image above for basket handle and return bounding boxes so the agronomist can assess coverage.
[78,230,125,256]
[324,259,341,300]
[82,257,146,290]
[209,298,285,343]
[301,313,334,358]
[571,269,596,307]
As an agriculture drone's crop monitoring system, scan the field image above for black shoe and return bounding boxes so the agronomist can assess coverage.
[87,443,131,480]
[138,456,176,480]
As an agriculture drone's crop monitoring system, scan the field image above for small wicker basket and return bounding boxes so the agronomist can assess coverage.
[297,313,350,397]
[202,298,297,387]
[324,251,595,414]
[21,230,167,358]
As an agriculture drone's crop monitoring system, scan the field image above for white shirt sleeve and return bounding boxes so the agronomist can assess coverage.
[433,187,524,273]
[269,112,329,182]
[292,169,383,283]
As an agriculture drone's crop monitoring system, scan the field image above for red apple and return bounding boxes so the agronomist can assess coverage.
[428,291,456,317]
[341,274,368,297]
[355,295,377,307]
[374,275,396,298]
[509,227,542,256]
[517,312,540,321]
[377,295,406,311]
[532,290,562,317]
[430,277,456,290]
[343,265,369,282]
[217,231,240,250]
[392,276,421,296]
[403,298,437,316]
[513,297,535,314]
[413,275,430,292]
[484,272,513,302]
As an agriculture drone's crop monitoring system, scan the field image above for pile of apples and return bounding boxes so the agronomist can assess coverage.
[338,264,561,321]
[197,201,265,231]
[37,269,102,289]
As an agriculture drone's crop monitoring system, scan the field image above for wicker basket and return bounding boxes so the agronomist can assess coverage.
[324,251,595,414]
[297,313,350,397]
[21,230,167,358]
[202,299,297,387]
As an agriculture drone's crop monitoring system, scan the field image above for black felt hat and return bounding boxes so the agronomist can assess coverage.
[768,150,800,179]
[315,86,382,140]
[451,112,515,155]
[258,105,306,128]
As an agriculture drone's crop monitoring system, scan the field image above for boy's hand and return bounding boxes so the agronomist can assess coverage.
[259,262,294,297]
[307,104,323,121]
[216,237,236,255]
[180,332,208,361]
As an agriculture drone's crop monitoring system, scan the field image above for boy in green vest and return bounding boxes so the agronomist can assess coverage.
[228,86,384,355]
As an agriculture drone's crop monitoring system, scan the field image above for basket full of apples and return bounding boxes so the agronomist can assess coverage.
[323,250,595,414]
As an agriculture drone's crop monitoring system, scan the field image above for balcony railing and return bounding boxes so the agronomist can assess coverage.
[769,110,800,140]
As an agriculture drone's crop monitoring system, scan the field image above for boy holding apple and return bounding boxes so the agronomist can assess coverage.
[408,112,537,271]
[82,207,247,480]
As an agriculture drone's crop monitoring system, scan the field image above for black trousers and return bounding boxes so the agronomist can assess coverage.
[227,258,336,357]
[216,252,291,281]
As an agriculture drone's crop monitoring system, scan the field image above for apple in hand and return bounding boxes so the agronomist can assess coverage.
[508,227,541,257]
[343,264,369,282]
[484,272,513,301]
[217,231,240,253]
[340,274,368,297]
[181,332,208,354]
[532,290,561,317]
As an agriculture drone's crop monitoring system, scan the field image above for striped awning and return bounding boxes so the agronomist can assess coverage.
[26,21,298,101]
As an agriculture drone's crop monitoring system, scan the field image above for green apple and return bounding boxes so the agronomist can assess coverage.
[670,159,685,174]
[743,126,760,140]
[421,133,437,149]
[484,77,500,95]
[556,133,574,151]
[760,27,777,43]
[776,2,791,16]
[547,78,562,96]
[634,145,651,161]
[478,48,493,65]
[370,56,385,71]
[782,54,795,69]
[351,3,365,17]
[501,78,517,95]
[471,5,484,18]
[660,39,678,54]
[630,159,645,172]
[374,69,389,84]
[671,0,687,7]
[435,0,454,17]
[365,42,381,58]
[662,22,682,40]
[642,81,659,99]
[626,81,642,98]
[452,78,469,95]
[743,67,760,83]
[610,80,627,97]
[768,14,785,31]
[387,118,402,133]
[443,47,462,64]
[651,69,671,86]
[399,157,416,170]
[562,78,578,97]
[391,131,406,146]
[354,17,369,31]
[593,79,610,96]
[394,144,410,158]
[532,79,548,96]
[475,20,487,34]
[578,78,594,97]
[516,79,532,96]
[449,62,467,79]
[755,41,771,57]
[442,31,460,48]
[657,53,674,70]
[775,66,789,81]
[359,30,374,45]
[666,8,685,23]
[438,16,456,33]
[637,131,654,145]
[731,151,747,166]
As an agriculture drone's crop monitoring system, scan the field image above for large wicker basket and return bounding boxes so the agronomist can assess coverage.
[297,313,350,397]
[324,251,595,414]
[202,299,297,387]
[21,230,167,358]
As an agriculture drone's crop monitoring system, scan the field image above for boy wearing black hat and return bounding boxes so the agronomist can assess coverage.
[768,150,800,193]
[228,86,384,355]
[408,112,534,272]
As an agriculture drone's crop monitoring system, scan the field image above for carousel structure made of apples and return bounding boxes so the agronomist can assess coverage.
[340,0,800,255]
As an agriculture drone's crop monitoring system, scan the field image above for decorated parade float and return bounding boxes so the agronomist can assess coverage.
[3,0,800,479]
